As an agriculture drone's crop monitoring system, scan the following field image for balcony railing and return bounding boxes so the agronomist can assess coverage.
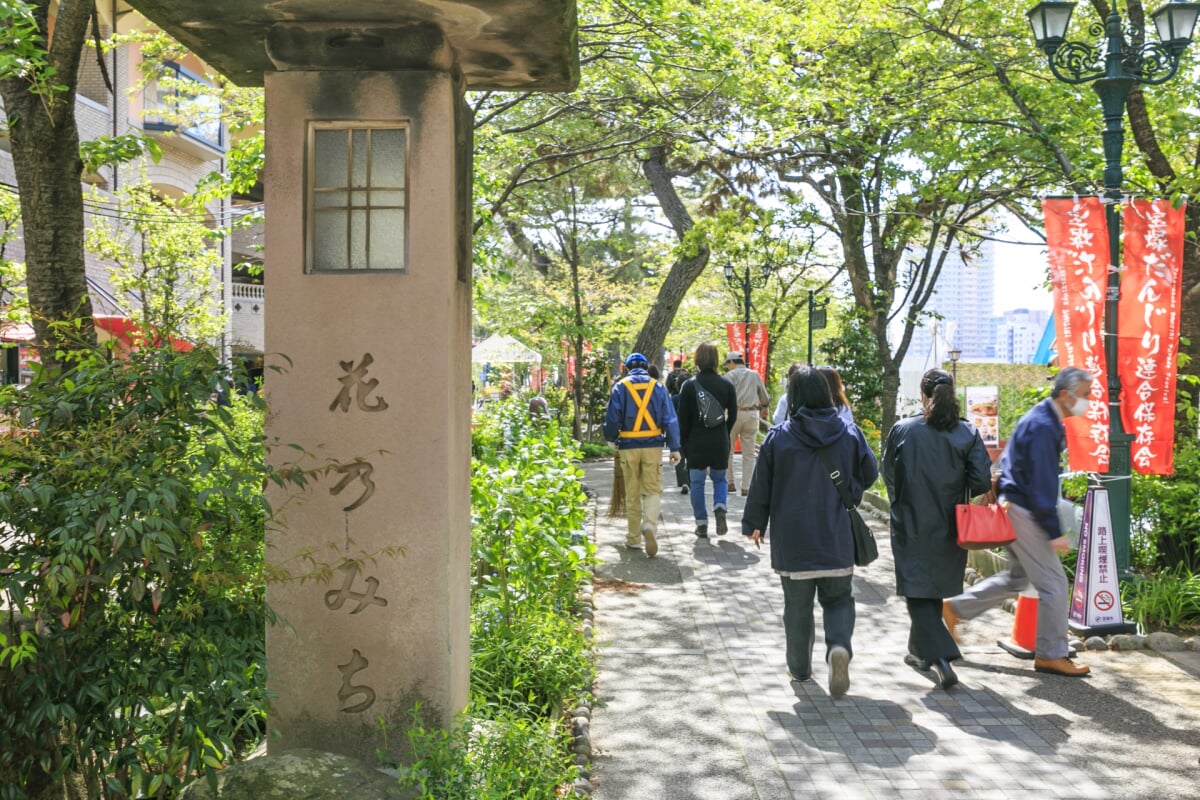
[230,284,264,309]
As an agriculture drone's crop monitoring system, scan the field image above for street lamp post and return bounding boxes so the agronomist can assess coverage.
[806,290,829,365]
[723,263,772,355]
[948,348,962,384]
[1027,0,1199,575]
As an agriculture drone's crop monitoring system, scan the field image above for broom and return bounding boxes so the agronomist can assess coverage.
[607,449,626,517]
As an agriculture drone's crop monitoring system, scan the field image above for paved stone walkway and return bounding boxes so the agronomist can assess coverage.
[582,456,1200,800]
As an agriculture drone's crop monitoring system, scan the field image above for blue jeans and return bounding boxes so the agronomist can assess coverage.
[688,467,728,522]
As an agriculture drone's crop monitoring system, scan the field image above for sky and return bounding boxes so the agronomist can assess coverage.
[993,238,1052,315]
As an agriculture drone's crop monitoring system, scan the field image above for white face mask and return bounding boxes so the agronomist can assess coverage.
[1069,393,1090,417]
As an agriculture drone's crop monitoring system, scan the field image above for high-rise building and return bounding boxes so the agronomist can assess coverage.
[997,308,1051,364]
[899,238,997,369]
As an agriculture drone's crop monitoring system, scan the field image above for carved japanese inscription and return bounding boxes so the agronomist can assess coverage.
[330,353,389,413]
[324,564,388,615]
[330,458,376,511]
[336,649,376,713]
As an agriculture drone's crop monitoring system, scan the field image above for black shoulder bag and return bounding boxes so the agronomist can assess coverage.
[814,446,878,567]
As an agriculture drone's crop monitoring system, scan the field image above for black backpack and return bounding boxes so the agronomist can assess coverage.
[695,383,726,428]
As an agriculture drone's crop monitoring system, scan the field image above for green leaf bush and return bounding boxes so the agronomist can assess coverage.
[396,397,594,797]
[0,345,269,798]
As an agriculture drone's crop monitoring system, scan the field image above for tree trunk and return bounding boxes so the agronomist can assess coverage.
[632,146,710,367]
[0,0,98,367]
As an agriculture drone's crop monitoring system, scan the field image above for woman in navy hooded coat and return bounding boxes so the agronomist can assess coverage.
[743,366,878,696]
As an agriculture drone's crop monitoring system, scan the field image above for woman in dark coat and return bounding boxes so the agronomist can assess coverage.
[677,342,739,537]
[882,368,992,689]
[742,366,878,696]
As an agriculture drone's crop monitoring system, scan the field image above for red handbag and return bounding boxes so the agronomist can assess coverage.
[956,501,1016,550]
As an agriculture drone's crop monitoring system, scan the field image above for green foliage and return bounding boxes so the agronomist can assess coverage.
[470,400,590,619]
[393,704,572,800]
[470,605,592,720]
[85,177,225,345]
[79,134,162,174]
[406,396,596,795]
[819,309,883,431]
[0,0,67,113]
[1131,428,1200,572]
[0,189,26,325]
[0,344,269,797]
[1122,565,1200,632]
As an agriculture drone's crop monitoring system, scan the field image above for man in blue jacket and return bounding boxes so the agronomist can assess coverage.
[944,366,1096,677]
[604,353,681,557]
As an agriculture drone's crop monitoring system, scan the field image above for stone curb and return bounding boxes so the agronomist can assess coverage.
[570,526,596,797]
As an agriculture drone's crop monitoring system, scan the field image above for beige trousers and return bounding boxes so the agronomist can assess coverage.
[619,447,663,545]
[727,412,759,491]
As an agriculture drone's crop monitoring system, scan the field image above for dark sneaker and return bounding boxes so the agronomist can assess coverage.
[828,646,850,697]
[788,671,812,683]
[903,653,930,671]
[714,508,728,536]
[680,484,689,494]
[694,523,708,538]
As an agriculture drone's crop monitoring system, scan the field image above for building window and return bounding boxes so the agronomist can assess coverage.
[143,61,225,151]
[307,123,408,273]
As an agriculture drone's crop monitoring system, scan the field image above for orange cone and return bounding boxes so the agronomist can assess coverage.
[1011,590,1039,651]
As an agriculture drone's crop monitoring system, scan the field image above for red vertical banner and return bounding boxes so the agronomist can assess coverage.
[726,322,746,358]
[1044,197,1110,472]
[1119,200,1185,475]
[745,323,769,381]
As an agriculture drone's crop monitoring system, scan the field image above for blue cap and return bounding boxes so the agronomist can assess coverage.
[624,352,647,368]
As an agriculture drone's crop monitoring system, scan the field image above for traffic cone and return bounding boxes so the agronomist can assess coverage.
[998,588,1038,659]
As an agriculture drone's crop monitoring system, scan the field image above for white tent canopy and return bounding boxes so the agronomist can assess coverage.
[471,334,542,364]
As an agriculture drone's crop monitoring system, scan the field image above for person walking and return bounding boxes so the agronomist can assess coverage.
[677,343,738,538]
[742,366,878,696]
[818,366,855,426]
[724,352,769,496]
[666,359,693,494]
[603,353,681,558]
[882,369,992,689]
[943,366,1096,678]
[772,363,802,425]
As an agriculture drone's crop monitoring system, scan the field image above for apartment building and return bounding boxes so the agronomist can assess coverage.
[0,2,263,384]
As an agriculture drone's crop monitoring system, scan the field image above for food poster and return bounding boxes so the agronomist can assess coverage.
[966,386,999,446]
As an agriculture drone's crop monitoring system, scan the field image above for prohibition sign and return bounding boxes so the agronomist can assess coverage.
[1094,590,1116,611]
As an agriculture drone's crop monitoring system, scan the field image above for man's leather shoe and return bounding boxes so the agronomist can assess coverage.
[942,601,961,644]
[1034,657,1090,677]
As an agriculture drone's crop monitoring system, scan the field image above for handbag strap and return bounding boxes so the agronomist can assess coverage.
[814,446,855,511]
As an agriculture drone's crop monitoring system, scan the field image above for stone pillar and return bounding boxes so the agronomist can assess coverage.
[263,68,471,759]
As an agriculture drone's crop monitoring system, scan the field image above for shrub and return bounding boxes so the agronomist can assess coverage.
[0,345,269,798]
[471,400,590,619]
[1122,565,1200,631]
[470,602,593,719]
[394,704,572,800]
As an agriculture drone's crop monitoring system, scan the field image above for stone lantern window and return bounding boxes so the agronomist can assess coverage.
[307,122,408,272]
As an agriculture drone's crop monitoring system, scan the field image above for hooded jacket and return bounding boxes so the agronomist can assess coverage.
[742,407,879,573]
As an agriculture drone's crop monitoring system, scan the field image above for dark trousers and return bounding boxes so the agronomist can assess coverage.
[674,455,689,487]
[905,597,961,664]
[780,575,855,678]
